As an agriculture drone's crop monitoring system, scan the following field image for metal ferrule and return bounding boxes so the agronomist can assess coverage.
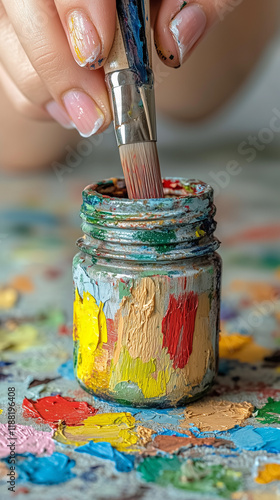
[105,68,157,146]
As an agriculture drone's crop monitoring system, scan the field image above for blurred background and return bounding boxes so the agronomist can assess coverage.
[0,4,280,316]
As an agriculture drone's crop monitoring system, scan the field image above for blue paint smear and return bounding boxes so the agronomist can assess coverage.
[220,301,238,320]
[116,0,149,83]
[226,426,280,453]
[75,441,135,472]
[57,359,75,380]
[80,466,101,482]
[0,361,14,367]
[135,409,184,426]
[14,452,75,485]
[218,359,235,376]
[192,426,280,454]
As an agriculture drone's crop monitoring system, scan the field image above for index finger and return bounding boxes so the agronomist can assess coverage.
[54,0,116,69]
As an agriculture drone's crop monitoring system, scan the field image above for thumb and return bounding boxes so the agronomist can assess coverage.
[154,0,240,67]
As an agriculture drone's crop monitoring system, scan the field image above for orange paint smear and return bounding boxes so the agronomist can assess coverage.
[224,224,280,245]
[219,332,272,363]
[144,433,233,455]
[11,275,34,293]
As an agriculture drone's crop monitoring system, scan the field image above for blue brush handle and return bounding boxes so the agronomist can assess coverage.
[116,0,150,84]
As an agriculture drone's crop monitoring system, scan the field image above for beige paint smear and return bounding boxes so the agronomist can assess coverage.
[181,399,254,432]
[137,426,155,446]
[183,292,215,388]
[114,277,165,364]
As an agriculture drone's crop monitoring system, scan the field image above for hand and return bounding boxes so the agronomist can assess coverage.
[0,0,256,138]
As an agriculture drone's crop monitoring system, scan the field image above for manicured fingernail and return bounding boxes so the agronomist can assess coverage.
[67,10,101,67]
[45,100,75,129]
[62,90,104,137]
[170,4,207,65]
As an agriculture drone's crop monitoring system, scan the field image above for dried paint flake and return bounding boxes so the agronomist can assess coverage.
[181,399,254,432]
[54,412,139,452]
[255,463,280,484]
[0,286,18,310]
[255,398,280,424]
[0,424,55,458]
[22,395,98,427]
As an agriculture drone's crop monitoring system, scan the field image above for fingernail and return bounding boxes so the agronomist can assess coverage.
[170,4,207,65]
[67,10,101,67]
[45,100,75,129]
[62,90,104,137]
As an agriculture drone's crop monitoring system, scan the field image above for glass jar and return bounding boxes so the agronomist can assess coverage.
[73,177,221,408]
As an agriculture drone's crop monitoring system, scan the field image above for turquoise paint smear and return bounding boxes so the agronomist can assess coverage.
[135,409,184,426]
[75,441,135,472]
[57,360,75,380]
[13,452,75,485]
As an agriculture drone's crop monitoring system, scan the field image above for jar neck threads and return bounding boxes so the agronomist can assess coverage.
[77,178,220,263]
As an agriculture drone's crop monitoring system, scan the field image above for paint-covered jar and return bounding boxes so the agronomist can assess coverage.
[73,178,221,408]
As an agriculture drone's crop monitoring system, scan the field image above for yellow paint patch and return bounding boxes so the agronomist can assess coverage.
[255,463,280,484]
[73,289,107,383]
[181,399,254,432]
[232,492,280,500]
[219,332,272,363]
[0,409,3,414]
[0,324,38,352]
[54,412,139,452]
[110,347,171,399]
[11,275,34,293]
[0,287,18,310]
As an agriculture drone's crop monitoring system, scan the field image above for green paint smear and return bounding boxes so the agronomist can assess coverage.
[119,281,132,300]
[227,253,280,270]
[138,457,242,498]
[136,229,176,252]
[256,397,280,424]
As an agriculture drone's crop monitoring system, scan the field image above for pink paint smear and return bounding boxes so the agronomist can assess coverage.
[0,424,55,458]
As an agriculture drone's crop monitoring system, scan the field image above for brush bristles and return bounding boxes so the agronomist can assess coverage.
[119,142,164,199]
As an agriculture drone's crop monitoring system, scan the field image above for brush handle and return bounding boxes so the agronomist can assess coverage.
[104,0,152,77]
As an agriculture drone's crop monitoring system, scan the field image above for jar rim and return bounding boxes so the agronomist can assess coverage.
[83,177,213,204]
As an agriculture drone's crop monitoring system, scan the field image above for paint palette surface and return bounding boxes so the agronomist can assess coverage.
[0,165,280,500]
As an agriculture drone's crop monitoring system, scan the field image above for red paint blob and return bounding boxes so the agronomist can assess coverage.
[58,324,72,336]
[162,291,199,369]
[22,395,98,428]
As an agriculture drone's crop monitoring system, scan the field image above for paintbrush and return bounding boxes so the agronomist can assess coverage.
[105,0,164,199]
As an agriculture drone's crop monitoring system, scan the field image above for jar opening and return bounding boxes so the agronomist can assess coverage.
[87,177,212,200]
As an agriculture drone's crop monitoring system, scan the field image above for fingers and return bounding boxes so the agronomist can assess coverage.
[54,0,116,69]
[154,0,233,68]
[0,4,53,120]
[1,0,112,137]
